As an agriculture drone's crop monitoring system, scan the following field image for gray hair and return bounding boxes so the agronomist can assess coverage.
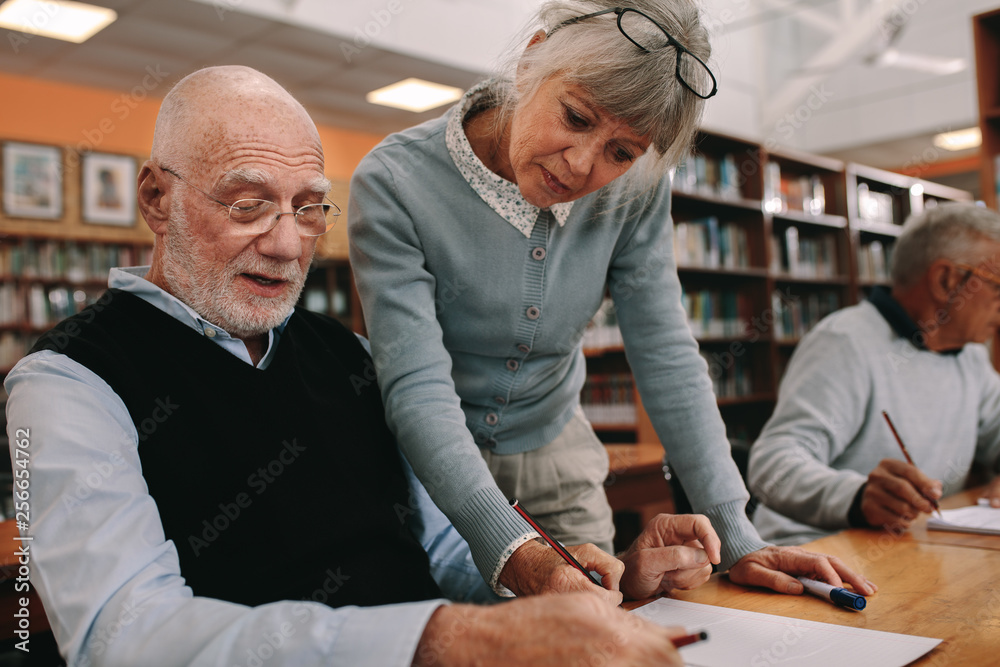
[491,0,712,183]
[891,203,1000,288]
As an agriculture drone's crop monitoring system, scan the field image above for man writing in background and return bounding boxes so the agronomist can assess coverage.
[749,203,1000,545]
[6,65,723,666]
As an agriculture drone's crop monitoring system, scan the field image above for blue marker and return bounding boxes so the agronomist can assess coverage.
[797,577,867,611]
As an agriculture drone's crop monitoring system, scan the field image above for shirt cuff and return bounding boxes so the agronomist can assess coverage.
[330,599,446,666]
[450,485,539,587]
[487,532,540,597]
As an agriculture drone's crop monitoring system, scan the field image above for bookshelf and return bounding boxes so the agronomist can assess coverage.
[973,8,1000,371]
[581,131,973,454]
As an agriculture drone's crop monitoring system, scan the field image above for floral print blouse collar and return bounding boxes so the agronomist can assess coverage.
[445,80,572,238]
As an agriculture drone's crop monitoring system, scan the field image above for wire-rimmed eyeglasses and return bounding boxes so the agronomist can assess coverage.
[547,6,718,99]
[161,167,341,237]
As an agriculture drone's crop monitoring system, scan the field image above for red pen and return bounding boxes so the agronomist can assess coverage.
[510,499,604,587]
[672,631,708,648]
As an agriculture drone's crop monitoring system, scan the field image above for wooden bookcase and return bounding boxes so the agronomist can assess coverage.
[581,131,973,455]
[972,8,1000,369]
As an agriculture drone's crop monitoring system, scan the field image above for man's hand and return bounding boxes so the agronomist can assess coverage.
[498,539,624,605]
[862,458,943,530]
[981,476,1000,508]
[728,545,877,596]
[413,592,686,666]
[618,513,721,600]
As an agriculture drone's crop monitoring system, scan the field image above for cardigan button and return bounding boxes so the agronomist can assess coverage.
[526,306,540,320]
[494,396,507,405]
[506,359,520,371]
[531,247,546,261]
[517,344,530,353]
[485,412,499,426]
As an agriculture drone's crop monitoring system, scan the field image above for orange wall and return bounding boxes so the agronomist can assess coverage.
[0,72,383,182]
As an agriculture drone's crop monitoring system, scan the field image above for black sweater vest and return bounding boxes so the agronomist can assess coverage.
[32,289,441,608]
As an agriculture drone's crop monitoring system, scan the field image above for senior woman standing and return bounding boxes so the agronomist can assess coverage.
[349,0,872,600]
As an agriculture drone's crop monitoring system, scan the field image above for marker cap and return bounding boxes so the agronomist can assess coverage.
[831,588,867,610]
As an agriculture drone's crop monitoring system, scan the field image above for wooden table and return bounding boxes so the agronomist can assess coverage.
[629,488,1000,665]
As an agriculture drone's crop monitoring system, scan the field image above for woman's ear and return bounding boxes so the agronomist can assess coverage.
[517,29,547,78]
[137,162,170,235]
[526,29,546,49]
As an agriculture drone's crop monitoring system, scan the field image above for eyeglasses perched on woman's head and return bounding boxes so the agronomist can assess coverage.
[547,6,718,99]
[161,167,341,237]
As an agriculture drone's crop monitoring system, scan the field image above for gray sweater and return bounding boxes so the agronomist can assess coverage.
[749,293,1000,545]
[348,95,765,583]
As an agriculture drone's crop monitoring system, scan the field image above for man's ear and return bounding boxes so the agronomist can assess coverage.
[927,259,960,304]
[137,161,169,234]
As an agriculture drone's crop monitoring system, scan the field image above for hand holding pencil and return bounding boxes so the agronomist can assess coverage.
[857,411,944,530]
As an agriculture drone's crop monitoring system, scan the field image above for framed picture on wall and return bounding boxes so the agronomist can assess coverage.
[1,141,63,220]
[81,152,137,226]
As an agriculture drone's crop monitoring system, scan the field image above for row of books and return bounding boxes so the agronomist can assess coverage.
[0,238,151,282]
[582,298,624,351]
[0,282,101,329]
[580,373,635,426]
[771,289,840,340]
[763,163,827,216]
[682,288,753,339]
[857,240,892,282]
[770,226,839,278]
[856,183,897,225]
[699,349,753,398]
[674,217,751,270]
[673,153,742,200]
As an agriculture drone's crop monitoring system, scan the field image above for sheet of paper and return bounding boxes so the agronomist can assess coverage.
[927,498,1000,535]
[631,597,941,667]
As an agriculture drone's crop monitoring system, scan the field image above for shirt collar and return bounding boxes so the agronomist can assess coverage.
[867,285,961,355]
[109,266,292,367]
[445,79,573,239]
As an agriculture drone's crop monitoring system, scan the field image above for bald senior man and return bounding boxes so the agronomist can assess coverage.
[6,66,709,666]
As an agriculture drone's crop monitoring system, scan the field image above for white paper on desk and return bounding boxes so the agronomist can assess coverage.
[632,598,941,667]
[927,498,1000,535]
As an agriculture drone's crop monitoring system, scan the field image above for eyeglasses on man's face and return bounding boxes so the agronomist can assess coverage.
[161,167,341,237]
[547,6,718,99]
[955,262,1000,299]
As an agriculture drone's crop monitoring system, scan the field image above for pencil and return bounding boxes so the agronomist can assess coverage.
[510,499,604,587]
[672,631,708,648]
[881,410,943,518]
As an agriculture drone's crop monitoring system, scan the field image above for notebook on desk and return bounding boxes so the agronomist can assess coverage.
[927,498,1000,536]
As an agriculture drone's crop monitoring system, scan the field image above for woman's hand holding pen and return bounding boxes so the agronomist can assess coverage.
[862,458,943,530]
[500,539,625,605]
[617,514,721,600]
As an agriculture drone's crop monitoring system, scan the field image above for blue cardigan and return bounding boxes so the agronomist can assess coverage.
[348,104,766,583]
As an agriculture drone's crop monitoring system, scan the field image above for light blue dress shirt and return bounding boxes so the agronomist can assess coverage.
[5,267,493,666]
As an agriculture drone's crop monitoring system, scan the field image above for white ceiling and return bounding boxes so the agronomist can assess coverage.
[0,0,996,196]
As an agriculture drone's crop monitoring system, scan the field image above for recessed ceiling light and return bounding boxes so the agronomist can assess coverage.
[933,127,982,152]
[0,0,116,44]
[366,78,464,113]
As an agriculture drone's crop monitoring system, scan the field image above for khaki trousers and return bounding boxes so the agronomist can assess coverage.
[481,407,615,553]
